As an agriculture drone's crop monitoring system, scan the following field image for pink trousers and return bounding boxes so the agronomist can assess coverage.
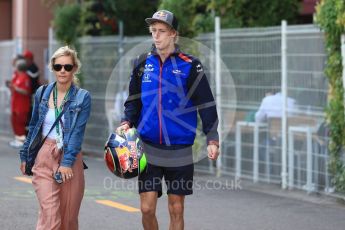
[32,138,85,230]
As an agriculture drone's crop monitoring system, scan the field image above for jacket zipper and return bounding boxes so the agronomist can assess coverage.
[158,59,163,144]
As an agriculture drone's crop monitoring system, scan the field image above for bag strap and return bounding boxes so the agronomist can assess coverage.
[39,85,47,102]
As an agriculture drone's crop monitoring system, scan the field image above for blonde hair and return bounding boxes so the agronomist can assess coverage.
[49,46,81,85]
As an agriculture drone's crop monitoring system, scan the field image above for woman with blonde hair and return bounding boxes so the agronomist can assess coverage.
[19,46,91,230]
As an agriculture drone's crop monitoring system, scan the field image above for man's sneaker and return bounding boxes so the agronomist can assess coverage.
[9,140,24,148]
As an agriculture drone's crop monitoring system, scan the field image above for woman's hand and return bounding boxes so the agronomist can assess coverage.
[58,166,73,183]
[20,162,26,175]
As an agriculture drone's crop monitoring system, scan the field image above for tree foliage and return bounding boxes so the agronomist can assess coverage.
[159,0,299,37]
[52,0,300,41]
[315,0,345,193]
[79,0,117,36]
[53,4,81,45]
[52,0,158,42]
[41,0,76,8]
[111,0,159,36]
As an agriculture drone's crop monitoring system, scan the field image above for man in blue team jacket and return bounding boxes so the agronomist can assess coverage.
[117,10,219,230]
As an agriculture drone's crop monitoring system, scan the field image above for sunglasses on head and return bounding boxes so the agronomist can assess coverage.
[53,64,74,72]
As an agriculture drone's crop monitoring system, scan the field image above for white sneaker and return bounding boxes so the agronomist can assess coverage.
[9,140,24,148]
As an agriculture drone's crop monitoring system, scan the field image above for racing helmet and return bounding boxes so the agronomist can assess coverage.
[104,128,147,179]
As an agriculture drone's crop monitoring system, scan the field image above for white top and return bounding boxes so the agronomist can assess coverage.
[255,93,296,123]
[42,108,64,139]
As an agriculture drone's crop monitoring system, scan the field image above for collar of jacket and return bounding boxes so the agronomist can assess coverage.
[150,44,181,56]
[41,82,78,103]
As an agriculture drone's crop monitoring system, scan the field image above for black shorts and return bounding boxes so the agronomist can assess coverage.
[138,163,194,197]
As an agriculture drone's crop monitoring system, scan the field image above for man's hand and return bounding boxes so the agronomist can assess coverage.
[116,123,130,134]
[207,144,219,160]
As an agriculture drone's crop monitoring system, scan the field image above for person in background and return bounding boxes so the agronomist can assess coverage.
[255,91,297,123]
[23,50,41,134]
[11,54,24,67]
[255,90,297,177]
[7,58,32,148]
[23,50,40,94]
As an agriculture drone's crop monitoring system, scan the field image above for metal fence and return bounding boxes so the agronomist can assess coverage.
[219,24,331,194]
[0,40,15,136]
[0,23,341,195]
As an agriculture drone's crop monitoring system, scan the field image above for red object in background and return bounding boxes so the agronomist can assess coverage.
[11,112,28,136]
[10,71,32,136]
[23,50,34,60]
[301,0,319,15]
[11,71,32,113]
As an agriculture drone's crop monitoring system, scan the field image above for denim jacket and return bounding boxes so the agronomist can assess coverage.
[19,82,91,167]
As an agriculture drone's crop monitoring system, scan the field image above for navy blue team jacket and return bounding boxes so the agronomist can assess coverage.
[123,46,219,146]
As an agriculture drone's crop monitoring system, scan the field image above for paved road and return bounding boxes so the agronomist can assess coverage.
[1,136,345,230]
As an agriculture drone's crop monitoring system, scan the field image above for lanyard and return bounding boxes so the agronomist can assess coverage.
[53,85,70,136]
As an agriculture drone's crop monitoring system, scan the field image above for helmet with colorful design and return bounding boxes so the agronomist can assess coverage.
[104,128,147,179]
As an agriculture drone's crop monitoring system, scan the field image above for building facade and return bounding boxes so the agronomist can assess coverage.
[0,0,53,80]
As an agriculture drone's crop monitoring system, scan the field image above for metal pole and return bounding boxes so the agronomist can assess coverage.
[15,0,23,54]
[215,16,222,177]
[48,27,54,83]
[306,128,313,193]
[288,128,294,189]
[281,20,288,189]
[15,37,23,55]
[235,123,242,179]
[253,124,259,182]
[118,20,124,88]
[341,34,345,116]
[118,20,124,55]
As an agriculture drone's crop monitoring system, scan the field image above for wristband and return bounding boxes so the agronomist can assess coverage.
[208,140,219,148]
